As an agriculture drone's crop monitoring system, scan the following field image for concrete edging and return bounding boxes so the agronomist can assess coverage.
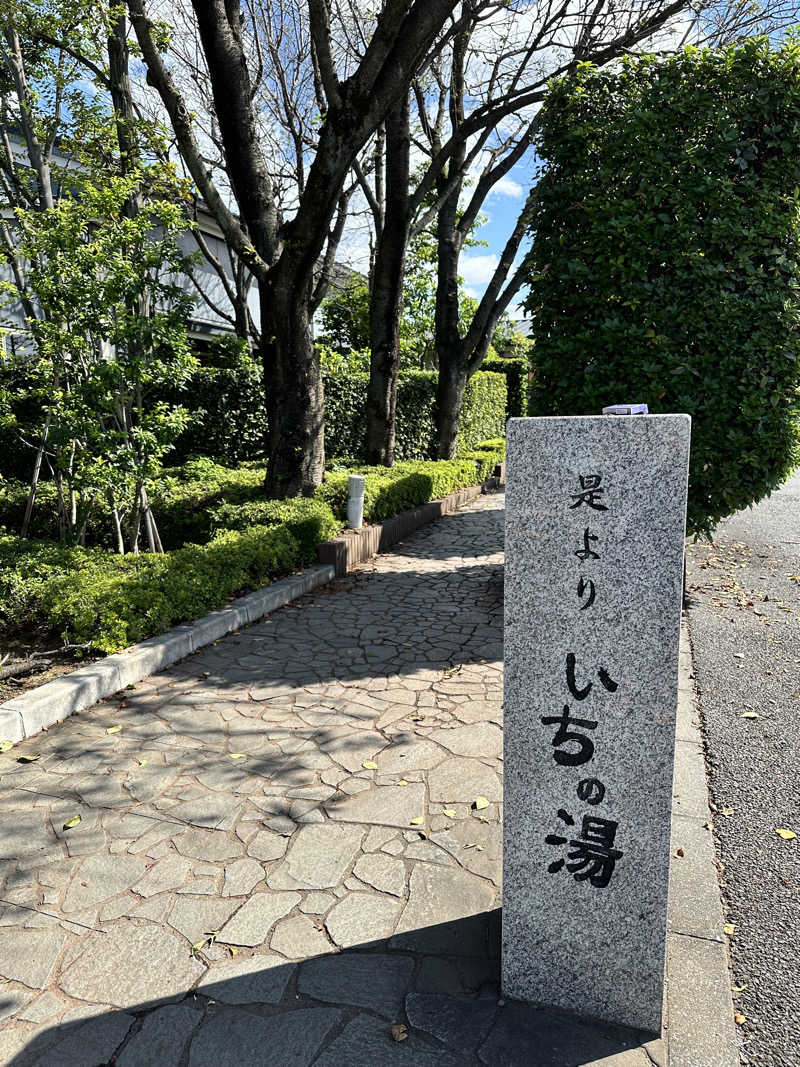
[664,619,740,1067]
[0,475,499,747]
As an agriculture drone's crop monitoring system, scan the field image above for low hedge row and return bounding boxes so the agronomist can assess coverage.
[0,443,504,653]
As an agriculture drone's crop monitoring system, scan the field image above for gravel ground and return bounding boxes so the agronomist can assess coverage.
[686,472,800,1067]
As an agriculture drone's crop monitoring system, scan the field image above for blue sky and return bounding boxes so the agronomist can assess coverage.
[458,155,535,322]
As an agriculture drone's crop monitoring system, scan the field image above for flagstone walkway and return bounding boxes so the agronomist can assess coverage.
[0,492,653,1066]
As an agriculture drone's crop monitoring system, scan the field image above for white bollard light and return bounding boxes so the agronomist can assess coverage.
[347,474,366,529]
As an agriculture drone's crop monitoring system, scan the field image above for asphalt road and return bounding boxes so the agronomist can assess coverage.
[686,472,800,1067]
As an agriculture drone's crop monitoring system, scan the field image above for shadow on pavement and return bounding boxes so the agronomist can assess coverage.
[8,910,653,1067]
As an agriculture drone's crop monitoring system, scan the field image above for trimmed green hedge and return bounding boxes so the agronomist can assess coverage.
[481,357,529,418]
[318,441,506,523]
[325,369,506,461]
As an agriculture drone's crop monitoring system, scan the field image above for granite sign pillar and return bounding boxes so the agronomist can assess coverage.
[503,414,690,1034]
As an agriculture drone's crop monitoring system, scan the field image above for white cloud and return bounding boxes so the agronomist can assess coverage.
[460,253,499,288]
[488,176,524,200]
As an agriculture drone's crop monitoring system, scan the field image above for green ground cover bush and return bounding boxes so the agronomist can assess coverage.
[0,441,504,653]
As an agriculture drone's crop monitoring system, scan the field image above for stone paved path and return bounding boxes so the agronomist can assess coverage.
[0,493,655,1066]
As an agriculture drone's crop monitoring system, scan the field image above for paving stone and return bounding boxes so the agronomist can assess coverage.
[0,927,66,988]
[59,923,204,1008]
[394,864,496,941]
[196,953,295,1004]
[132,855,193,897]
[17,990,68,1024]
[124,765,181,803]
[298,892,336,914]
[0,810,52,859]
[314,1013,462,1067]
[452,700,502,725]
[222,858,265,897]
[62,854,149,912]
[406,991,498,1052]
[325,891,402,949]
[117,1003,203,1067]
[430,820,502,883]
[403,839,455,865]
[30,1008,135,1067]
[319,730,387,773]
[173,828,244,861]
[429,723,503,758]
[476,999,635,1066]
[298,953,414,1018]
[0,980,33,1021]
[168,793,243,831]
[128,822,181,854]
[217,891,300,947]
[428,757,502,803]
[246,830,288,862]
[363,826,398,851]
[167,896,241,943]
[352,853,406,896]
[376,739,446,772]
[326,783,426,829]
[271,914,334,959]
[267,824,364,889]
[188,1005,340,1067]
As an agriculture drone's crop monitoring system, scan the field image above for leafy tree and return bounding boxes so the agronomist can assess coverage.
[523,39,800,536]
[5,173,196,550]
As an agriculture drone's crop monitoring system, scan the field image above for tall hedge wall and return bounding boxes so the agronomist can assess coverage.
[523,40,800,536]
[481,357,529,418]
[168,364,505,464]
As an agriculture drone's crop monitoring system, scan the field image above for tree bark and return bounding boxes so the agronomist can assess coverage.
[260,270,325,497]
[366,94,410,466]
[433,177,464,459]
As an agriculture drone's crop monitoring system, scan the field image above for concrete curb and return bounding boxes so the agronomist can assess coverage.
[0,564,334,747]
[664,618,740,1067]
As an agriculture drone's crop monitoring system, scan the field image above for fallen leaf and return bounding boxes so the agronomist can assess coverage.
[0,740,13,753]
[410,816,424,826]
[391,1024,408,1042]
[106,724,123,734]
[138,759,148,767]
[476,844,485,851]
[740,712,760,719]
[62,815,82,830]
[776,828,797,840]
[464,843,477,850]
[395,779,408,786]
[723,923,735,936]
[229,946,239,958]
[17,754,40,763]
[362,760,378,770]
[474,796,490,811]
[720,807,735,816]
[443,808,457,818]
[228,753,246,760]
[735,1013,746,1025]
[733,984,748,994]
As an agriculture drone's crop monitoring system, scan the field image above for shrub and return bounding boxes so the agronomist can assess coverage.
[481,357,529,418]
[0,524,301,653]
[209,498,341,560]
[316,452,502,524]
[524,40,800,536]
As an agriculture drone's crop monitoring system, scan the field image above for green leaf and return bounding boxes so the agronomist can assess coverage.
[62,815,82,830]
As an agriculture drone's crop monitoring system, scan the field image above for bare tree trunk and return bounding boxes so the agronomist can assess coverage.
[260,270,325,497]
[21,413,51,538]
[109,495,125,555]
[434,184,465,459]
[366,95,410,466]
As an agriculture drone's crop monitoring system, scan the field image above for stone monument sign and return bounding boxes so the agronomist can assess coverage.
[503,414,691,1034]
